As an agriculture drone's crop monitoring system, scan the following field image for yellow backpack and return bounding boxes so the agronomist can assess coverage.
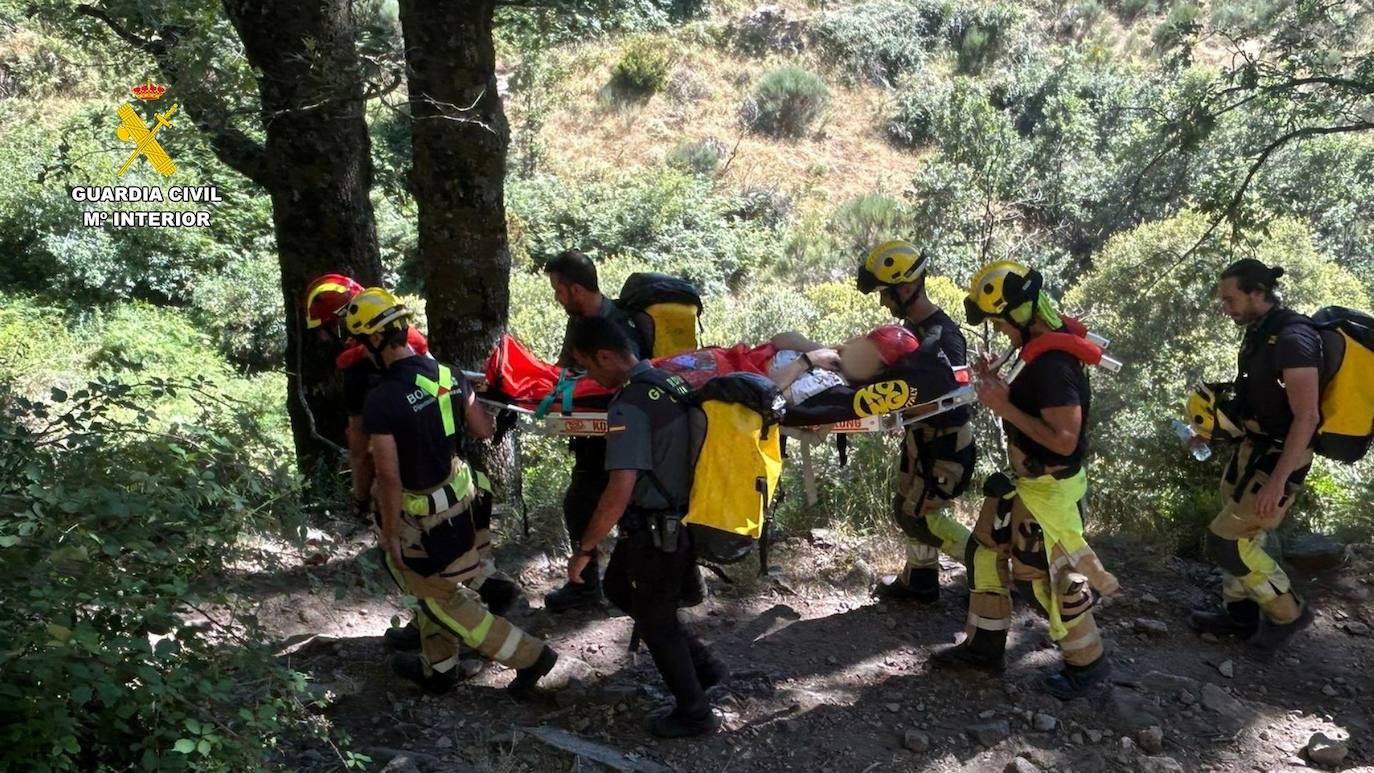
[617,272,703,358]
[1311,307,1374,462]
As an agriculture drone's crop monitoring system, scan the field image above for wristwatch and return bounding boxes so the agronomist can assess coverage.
[800,352,814,369]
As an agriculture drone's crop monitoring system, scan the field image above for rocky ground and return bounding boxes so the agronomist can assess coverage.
[245,519,1374,773]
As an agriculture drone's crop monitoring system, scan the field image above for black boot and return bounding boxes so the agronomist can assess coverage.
[872,569,940,604]
[478,576,524,617]
[390,652,458,695]
[1188,600,1261,639]
[1044,655,1112,700]
[507,645,559,699]
[930,629,1006,674]
[1248,601,1314,652]
[645,706,721,738]
[382,622,421,651]
[545,559,603,613]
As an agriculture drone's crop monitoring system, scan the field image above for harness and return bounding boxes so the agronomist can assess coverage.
[1234,306,1309,434]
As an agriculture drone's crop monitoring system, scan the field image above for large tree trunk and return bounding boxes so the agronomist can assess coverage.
[222,0,383,476]
[397,0,518,497]
[396,0,511,364]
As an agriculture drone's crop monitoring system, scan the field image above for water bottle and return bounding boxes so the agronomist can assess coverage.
[1171,419,1212,462]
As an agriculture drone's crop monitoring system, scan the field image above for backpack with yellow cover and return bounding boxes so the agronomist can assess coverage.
[618,272,703,358]
[1310,306,1374,463]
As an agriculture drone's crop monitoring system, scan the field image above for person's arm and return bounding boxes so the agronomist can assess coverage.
[463,383,495,440]
[769,331,828,352]
[566,469,637,584]
[1255,366,1320,520]
[347,415,374,504]
[369,433,405,568]
[768,349,836,391]
[973,355,1082,457]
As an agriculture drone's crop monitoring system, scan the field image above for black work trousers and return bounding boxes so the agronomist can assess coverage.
[603,525,713,720]
[565,436,609,585]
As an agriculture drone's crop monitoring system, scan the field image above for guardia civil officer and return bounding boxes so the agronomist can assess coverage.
[564,316,726,738]
[1188,260,1319,650]
[542,251,652,612]
[856,240,978,603]
[352,288,558,695]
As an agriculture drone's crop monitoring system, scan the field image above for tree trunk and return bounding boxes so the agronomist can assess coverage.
[222,0,383,476]
[397,0,518,498]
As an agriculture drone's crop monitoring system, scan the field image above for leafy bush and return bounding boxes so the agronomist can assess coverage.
[811,0,944,85]
[887,71,953,147]
[665,138,724,176]
[743,65,830,138]
[610,36,673,96]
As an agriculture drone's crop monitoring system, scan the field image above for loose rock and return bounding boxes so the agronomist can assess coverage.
[902,729,931,753]
[1033,713,1058,733]
[1217,659,1234,678]
[1005,757,1043,773]
[971,719,1011,747]
[1343,621,1370,637]
[1137,725,1164,754]
[1306,732,1349,768]
[1134,618,1169,637]
[1137,755,1185,773]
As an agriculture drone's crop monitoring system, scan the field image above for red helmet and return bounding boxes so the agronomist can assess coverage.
[865,325,919,366]
[304,273,363,330]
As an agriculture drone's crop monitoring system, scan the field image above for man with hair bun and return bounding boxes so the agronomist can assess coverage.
[1189,259,1320,651]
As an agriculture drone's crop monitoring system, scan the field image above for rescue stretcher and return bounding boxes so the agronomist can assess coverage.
[469,329,1122,505]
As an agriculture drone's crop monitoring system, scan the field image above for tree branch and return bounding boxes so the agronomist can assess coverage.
[76,3,271,187]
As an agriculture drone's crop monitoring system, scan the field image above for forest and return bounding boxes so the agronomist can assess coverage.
[1,0,1372,770]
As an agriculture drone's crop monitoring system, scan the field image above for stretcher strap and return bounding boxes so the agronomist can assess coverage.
[534,368,580,419]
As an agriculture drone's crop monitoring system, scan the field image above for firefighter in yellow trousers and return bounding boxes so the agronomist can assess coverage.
[350,288,558,695]
[933,261,1119,700]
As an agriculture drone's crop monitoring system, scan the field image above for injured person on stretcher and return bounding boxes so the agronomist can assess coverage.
[481,323,967,427]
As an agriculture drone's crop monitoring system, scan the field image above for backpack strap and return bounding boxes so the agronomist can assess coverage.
[626,367,695,514]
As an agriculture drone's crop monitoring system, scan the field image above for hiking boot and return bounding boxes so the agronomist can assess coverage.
[544,581,603,613]
[1188,600,1261,639]
[1044,655,1112,701]
[645,707,721,739]
[872,574,939,605]
[382,623,421,651]
[390,652,458,695]
[1247,602,1314,653]
[507,645,559,700]
[930,641,1005,674]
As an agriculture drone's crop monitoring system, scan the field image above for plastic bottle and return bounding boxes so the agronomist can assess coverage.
[1171,419,1213,462]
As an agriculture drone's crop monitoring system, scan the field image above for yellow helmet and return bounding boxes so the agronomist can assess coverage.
[964,260,1042,326]
[1185,381,1241,441]
[343,287,412,337]
[857,240,929,293]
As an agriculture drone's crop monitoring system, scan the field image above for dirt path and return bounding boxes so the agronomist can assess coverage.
[251,523,1373,772]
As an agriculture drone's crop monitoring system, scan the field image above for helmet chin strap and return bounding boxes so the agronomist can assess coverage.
[889,278,924,318]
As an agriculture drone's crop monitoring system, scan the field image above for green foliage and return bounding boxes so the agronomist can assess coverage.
[665,138,723,176]
[887,70,953,147]
[1064,213,1368,541]
[506,169,787,292]
[812,0,1028,84]
[743,65,830,138]
[610,36,673,96]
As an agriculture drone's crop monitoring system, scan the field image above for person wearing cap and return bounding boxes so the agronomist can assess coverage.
[947,260,1119,700]
[351,287,559,696]
[1188,260,1319,651]
[855,240,978,604]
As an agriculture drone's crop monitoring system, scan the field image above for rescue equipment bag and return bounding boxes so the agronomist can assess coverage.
[682,373,786,565]
[1310,306,1374,462]
[618,272,703,358]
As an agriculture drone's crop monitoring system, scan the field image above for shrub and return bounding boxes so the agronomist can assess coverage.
[811,0,942,86]
[744,65,830,138]
[610,36,672,96]
[886,71,953,147]
[665,138,724,175]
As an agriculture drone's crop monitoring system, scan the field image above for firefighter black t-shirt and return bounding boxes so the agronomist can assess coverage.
[904,308,971,429]
[1237,308,1323,439]
[343,359,380,417]
[362,355,471,491]
[1007,349,1091,472]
